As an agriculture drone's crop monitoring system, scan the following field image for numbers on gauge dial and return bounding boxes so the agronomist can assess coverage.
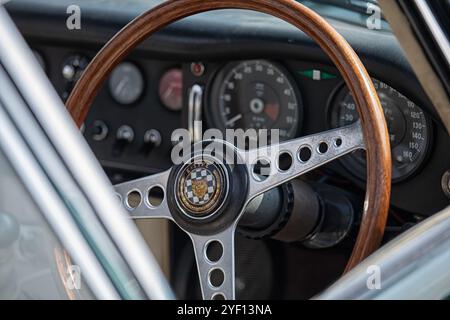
[214,60,301,142]
[330,78,430,181]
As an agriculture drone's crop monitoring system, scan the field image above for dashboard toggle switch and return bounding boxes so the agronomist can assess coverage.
[142,129,162,154]
[113,125,135,156]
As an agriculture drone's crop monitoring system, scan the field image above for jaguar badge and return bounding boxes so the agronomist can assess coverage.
[175,158,227,218]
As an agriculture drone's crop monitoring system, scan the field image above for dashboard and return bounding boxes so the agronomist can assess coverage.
[39,51,447,216]
[7,0,450,219]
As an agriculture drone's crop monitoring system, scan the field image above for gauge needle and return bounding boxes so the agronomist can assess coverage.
[115,76,130,96]
[163,82,182,99]
[163,85,174,99]
[226,114,243,126]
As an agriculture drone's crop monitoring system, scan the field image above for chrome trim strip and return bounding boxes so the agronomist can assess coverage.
[413,0,450,66]
[188,84,203,144]
[0,65,145,299]
[0,7,174,299]
[316,206,450,299]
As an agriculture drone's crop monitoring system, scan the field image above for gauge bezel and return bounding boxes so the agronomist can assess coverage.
[108,61,145,107]
[206,60,304,142]
[327,80,433,183]
[158,66,183,112]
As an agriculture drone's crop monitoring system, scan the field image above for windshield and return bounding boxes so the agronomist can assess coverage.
[298,0,390,30]
[0,149,93,299]
[302,0,379,14]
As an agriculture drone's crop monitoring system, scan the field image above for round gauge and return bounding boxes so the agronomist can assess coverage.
[209,60,302,142]
[330,79,431,181]
[109,62,144,105]
[159,68,183,111]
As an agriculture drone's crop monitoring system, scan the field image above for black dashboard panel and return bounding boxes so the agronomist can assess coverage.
[30,43,182,174]
[6,0,450,215]
[86,56,182,173]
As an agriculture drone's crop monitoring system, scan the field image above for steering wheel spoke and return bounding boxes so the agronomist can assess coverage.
[189,227,237,300]
[244,121,365,200]
[114,169,173,220]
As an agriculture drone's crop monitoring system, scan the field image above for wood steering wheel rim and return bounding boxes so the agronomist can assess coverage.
[66,0,391,272]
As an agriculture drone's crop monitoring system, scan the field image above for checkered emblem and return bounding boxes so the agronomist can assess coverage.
[176,159,227,217]
[184,168,216,206]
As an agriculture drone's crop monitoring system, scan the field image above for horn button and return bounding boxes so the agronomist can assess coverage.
[167,142,248,236]
[175,156,228,219]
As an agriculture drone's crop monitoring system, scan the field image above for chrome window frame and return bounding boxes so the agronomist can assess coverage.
[413,0,450,67]
[316,206,450,300]
[0,6,174,300]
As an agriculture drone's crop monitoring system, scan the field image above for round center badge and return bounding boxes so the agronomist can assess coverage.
[176,158,228,219]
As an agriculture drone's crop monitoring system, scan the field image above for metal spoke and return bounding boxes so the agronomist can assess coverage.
[190,227,236,300]
[243,121,365,200]
[114,169,173,220]
[114,121,364,300]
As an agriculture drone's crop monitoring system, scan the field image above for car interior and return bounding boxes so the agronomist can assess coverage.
[1,0,449,300]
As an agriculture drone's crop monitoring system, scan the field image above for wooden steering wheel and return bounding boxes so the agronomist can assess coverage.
[66,0,391,300]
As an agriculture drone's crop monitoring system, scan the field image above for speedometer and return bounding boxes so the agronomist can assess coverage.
[208,60,302,142]
[330,79,431,182]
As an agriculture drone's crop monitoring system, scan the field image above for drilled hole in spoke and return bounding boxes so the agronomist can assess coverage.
[298,146,312,162]
[212,293,226,300]
[148,186,164,207]
[209,268,225,288]
[317,142,329,154]
[334,138,343,147]
[278,152,293,171]
[252,159,271,181]
[126,190,142,209]
[205,240,223,263]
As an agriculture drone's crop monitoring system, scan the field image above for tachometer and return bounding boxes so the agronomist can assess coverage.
[209,60,302,142]
[330,79,431,181]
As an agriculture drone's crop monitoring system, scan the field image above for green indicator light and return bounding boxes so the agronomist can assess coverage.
[298,70,315,79]
[298,69,337,80]
[321,71,338,80]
